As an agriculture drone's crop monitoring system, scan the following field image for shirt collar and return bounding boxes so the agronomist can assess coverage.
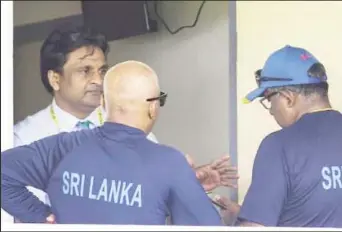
[99,122,146,139]
[51,98,104,131]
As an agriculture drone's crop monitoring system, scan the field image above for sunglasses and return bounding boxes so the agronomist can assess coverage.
[254,69,293,87]
[146,91,167,107]
[255,63,327,87]
[259,91,280,110]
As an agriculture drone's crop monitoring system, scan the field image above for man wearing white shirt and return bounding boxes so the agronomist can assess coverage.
[14,99,158,146]
[14,25,158,146]
[12,25,158,219]
[7,24,238,223]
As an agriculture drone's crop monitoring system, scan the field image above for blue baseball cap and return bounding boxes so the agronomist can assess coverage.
[243,45,327,103]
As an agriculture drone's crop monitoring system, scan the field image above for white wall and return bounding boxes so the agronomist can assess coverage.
[1,1,14,224]
[13,1,232,197]
[236,1,342,203]
[1,2,13,151]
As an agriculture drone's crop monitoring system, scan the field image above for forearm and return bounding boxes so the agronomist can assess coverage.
[235,219,264,227]
[1,177,51,223]
[222,202,241,226]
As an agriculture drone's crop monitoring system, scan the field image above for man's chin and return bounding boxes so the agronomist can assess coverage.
[82,100,101,111]
[83,95,102,106]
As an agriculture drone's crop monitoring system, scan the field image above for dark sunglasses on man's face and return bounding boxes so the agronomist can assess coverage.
[146,91,167,107]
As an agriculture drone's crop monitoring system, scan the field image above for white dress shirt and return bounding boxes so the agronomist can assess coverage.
[14,99,158,146]
[4,99,158,222]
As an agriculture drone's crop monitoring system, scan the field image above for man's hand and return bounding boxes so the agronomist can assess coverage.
[46,214,56,224]
[193,155,239,192]
[213,195,240,226]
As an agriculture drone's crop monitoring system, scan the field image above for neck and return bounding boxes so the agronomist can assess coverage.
[106,112,150,134]
[296,98,332,121]
[54,95,95,120]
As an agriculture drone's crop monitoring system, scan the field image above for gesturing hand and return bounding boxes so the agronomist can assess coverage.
[195,155,239,192]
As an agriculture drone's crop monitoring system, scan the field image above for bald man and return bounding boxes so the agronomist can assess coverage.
[1,61,223,225]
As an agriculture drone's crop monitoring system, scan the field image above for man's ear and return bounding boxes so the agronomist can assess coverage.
[47,70,61,92]
[148,101,158,120]
[282,90,298,108]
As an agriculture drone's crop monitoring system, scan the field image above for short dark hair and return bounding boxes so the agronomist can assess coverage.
[269,63,329,98]
[40,24,109,93]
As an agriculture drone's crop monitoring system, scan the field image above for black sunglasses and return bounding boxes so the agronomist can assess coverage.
[146,91,167,107]
[254,69,293,87]
[255,63,327,88]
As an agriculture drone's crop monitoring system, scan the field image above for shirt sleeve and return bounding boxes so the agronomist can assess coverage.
[1,132,25,223]
[167,151,223,226]
[237,132,289,226]
[1,132,74,223]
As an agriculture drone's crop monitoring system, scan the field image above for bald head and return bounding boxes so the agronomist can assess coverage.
[103,60,161,123]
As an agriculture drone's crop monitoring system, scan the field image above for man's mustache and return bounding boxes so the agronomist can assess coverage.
[87,85,103,92]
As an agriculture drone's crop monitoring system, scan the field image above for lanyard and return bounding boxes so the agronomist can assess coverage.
[50,105,104,131]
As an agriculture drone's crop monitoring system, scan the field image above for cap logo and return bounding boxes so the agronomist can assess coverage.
[300,53,312,61]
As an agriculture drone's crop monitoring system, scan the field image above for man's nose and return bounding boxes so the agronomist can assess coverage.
[91,72,103,85]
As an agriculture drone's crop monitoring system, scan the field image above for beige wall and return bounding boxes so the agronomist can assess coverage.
[236,1,342,203]
[13,1,232,197]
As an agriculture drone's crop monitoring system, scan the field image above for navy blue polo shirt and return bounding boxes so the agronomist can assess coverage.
[1,122,222,225]
[238,110,342,227]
